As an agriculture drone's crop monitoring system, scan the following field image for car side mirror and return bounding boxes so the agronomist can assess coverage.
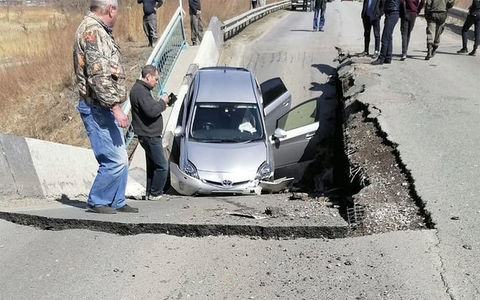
[174,126,184,137]
[273,128,287,139]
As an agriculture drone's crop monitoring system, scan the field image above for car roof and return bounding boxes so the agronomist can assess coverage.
[195,67,257,104]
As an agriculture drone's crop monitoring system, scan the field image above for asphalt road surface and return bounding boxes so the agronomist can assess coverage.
[1,1,479,299]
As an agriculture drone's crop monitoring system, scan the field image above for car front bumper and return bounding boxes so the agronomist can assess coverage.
[170,162,262,196]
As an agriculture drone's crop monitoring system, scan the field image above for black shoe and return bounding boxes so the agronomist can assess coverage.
[88,205,116,214]
[360,51,369,56]
[400,54,407,61]
[425,45,433,60]
[371,58,384,65]
[469,49,476,56]
[457,48,468,54]
[117,204,139,213]
[431,45,438,57]
[319,28,324,32]
[384,60,392,64]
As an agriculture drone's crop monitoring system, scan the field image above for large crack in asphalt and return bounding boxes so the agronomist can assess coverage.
[0,211,348,239]
[336,48,435,234]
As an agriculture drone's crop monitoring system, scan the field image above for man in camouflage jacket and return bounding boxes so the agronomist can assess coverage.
[73,0,138,214]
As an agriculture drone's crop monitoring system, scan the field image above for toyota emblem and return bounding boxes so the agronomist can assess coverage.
[222,180,233,187]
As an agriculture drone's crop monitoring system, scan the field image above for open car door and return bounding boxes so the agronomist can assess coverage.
[270,99,320,181]
[261,77,292,136]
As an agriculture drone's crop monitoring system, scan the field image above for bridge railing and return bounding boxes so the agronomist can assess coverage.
[122,6,186,146]
[222,0,290,40]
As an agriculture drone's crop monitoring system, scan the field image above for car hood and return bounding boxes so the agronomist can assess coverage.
[186,140,267,182]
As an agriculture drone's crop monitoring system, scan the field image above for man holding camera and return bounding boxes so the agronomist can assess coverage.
[130,65,170,201]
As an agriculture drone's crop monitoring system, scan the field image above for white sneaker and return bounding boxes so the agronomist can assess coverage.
[148,194,164,201]
[372,50,379,58]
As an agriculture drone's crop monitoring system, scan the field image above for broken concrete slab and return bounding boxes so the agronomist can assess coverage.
[0,194,349,239]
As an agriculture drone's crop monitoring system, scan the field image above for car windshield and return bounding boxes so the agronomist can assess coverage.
[190,102,264,143]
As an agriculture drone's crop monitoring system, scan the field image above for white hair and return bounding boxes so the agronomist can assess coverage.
[89,0,118,11]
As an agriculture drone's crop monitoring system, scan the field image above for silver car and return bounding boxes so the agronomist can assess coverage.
[169,67,319,195]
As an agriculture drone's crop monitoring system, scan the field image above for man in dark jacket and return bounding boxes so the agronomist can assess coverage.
[457,0,480,56]
[313,0,327,31]
[130,65,170,201]
[138,0,164,47]
[400,0,425,60]
[189,0,203,45]
[424,0,455,59]
[372,0,404,64]
[361,0,385,57]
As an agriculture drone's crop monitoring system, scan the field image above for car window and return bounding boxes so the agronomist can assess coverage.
[276,99,317,131]
[261,78,288,108]
[190,102,264,143]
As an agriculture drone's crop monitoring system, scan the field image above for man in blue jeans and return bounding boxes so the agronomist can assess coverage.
[313,0,327,32]
[372,0,404,65]
[130,65,170,201]
[73,0,138,214]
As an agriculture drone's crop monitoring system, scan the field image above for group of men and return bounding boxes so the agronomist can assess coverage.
[138,0,203,47]
[361,0,480,65]
[73,0,179,214]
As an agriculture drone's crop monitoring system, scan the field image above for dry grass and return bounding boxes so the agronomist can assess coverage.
[0,0,282,146]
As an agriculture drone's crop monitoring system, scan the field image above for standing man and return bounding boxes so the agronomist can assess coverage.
[424,0,455,60]
[372,0,404,65]
[73,0,138,214]
[189,0,203,45]
[457,0,480,56]
[312,0,327,32]
[138,0,164,47]
[130,65,170,201]
[400,0,424,60]
[361,0,385,57]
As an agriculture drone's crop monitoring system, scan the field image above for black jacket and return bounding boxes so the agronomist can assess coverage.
[137,0,161,15]
[384,0,404,12]
[362,0,385,19]
[189,0,201,15]
[130,80,167,137]
[314,0,327,10]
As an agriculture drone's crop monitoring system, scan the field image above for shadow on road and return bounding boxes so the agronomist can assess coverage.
[56,194,87,209]
[290,29,314,32]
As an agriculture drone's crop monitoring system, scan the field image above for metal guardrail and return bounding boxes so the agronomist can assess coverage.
[222,0,290,40]
[448,7,468,19]
[122,6,186,146]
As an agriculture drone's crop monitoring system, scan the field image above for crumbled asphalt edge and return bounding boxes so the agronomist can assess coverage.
[0,211,348,239]
[335,49,435,230]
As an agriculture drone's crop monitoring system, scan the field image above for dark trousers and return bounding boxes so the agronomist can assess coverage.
[461,13,480,49]
[252,0,258,8]
[379,11,400,61]
[190,12,204,45]
[143,13,158,47]
[426,12,447,47]
[362,16,381,53]
[400,12,417,55]
[138,136,168,197]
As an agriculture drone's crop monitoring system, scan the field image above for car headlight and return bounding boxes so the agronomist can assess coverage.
[184,160,199,179]
[256,161,273,180]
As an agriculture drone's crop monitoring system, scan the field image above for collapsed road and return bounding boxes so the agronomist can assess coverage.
[1,1,479,299]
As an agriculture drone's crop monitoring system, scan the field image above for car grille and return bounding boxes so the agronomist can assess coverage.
[204,180,251,187]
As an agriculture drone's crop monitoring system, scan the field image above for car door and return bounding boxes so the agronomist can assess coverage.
[261,77,292,136]
[270,99,320,180]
